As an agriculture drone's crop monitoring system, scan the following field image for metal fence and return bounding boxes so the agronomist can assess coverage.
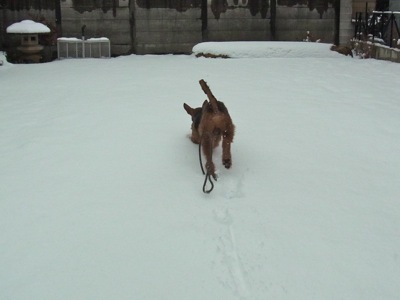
[354,11,400,48]
[57,37,111,59]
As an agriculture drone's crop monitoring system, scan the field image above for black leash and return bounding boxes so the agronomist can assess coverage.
[202,171,215,194]
[199,134,217,193]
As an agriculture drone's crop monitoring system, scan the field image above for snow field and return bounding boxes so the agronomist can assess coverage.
[1,44,400,299]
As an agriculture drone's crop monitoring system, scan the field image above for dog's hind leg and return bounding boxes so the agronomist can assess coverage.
[201,134,216,178]
[222,126,234,169]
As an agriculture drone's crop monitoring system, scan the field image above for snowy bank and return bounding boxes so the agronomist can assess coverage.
[193,41,342,58]
[0,52,11,69]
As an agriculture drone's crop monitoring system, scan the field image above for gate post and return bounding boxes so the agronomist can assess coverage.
[338,0,353,45]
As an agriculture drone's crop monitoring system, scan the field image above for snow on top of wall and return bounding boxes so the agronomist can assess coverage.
[6,20,50,34]
[86,37,110,42]
[57,37,82,42]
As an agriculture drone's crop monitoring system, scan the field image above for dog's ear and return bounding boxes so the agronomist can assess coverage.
[183,103,195,117]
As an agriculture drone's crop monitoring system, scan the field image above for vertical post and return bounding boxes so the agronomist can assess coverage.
[393,14,400,38]
[338,0,353,45]
[389,13,394,48]
[129,0,136,54]
[334,0,340,45]
[201,0,208,41]
[270,0,276,40]
[81,25,86,58]
[355,12,359,38]
[365,2,368,29]
[371,13,375,43]
[55,0,62,36]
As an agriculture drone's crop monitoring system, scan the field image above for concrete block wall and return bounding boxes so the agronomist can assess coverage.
[1,0,360,56]
[134,2,272,54]
[206,8,271,41]
[275,5,336,42]
[60,0,131,55]
[376,45,400,62]
[134,7,203,54]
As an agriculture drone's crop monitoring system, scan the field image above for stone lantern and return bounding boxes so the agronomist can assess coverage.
[6,20,50,63]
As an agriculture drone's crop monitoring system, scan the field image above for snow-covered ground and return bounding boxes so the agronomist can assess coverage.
[1,42,400,299]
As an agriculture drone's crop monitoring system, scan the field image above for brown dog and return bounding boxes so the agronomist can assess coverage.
[183,79,235,179]
[330,44,353,57]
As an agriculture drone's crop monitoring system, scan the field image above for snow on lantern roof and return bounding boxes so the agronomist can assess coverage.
[6,20,50,34]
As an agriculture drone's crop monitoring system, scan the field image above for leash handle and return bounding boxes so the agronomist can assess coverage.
[203,173,214,193]
[199,133,217,193]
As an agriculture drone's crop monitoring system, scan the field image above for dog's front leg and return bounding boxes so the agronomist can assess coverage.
[190,125,201,144]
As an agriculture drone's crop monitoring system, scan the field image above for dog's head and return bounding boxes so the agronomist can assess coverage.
[183,101,208,130]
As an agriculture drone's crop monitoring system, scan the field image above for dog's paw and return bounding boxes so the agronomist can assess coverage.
[206,162,217,179]
[223,159,232,169]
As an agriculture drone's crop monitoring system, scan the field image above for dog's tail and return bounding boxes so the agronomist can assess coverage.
[199,79,219,113]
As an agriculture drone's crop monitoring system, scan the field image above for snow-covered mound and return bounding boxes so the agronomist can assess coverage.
[0,52,11,69]
[193,41,342,58]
